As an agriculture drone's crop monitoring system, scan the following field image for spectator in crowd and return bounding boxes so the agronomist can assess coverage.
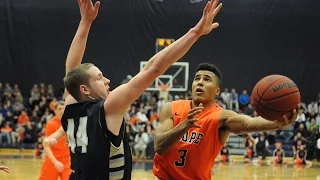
[220,143,230,163]
[134,127,149,159]
[229,88,239,112]
[295,109,306,129]
[308,102,318,114]
[294,145,309,166]
[294,123,308,139]
[244,140,255,163]
[293,135,306,159]
[23,121,37,144]
[306,118,318,160]
[244,103,254,116]
[0,122,13,144]
[18,111,29,126]
[273,142,286,164]
[239,90,250,111]
[220,88,230,107]
[255,133,269,160]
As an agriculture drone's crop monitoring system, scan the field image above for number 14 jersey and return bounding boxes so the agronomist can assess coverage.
[153,100,223,180]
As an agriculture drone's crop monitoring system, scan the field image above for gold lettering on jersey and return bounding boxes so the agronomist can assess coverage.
[181,131,204,145]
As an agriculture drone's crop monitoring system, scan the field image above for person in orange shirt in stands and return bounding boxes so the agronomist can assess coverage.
[18,111,29,126]
[38,101,71,180]
[0,122,13,144]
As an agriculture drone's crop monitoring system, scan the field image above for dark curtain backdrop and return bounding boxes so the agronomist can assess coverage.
[1,0,319,102]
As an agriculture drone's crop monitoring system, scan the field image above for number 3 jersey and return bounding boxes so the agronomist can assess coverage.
[153,100,223,180]
[61,100,132,180]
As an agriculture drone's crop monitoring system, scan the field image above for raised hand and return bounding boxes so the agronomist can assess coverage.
[274,104,300,129]
[194,0,223,36]
[183,103,204,128]
[77,0,100,22]
[0,166,10,173]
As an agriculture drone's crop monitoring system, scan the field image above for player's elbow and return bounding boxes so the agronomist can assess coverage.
[154,145,166,155]
[154,141,162,155]
[154,139,166,155]
[42,138,50,148]
[144,64,163,77]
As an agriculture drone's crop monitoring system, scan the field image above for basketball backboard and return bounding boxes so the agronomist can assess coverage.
[140,62,189,92]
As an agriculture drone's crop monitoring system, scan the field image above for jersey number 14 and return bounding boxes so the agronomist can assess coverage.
[66,117,88,154]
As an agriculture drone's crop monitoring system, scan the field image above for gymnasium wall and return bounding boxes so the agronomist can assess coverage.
[1,0,319,102]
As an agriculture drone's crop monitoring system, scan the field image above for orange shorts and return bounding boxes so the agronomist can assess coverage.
[38,156,71,180]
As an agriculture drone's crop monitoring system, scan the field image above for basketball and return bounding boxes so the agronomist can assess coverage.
[250,75,300,121]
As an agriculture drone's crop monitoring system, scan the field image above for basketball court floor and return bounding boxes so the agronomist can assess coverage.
[0,157,319,180]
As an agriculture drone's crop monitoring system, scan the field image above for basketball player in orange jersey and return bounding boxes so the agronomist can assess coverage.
[153,63,300,180]
[42,0,225,178]
[39,101,71,180]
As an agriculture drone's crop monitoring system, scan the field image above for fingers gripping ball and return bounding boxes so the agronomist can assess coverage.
[250,75,300,121]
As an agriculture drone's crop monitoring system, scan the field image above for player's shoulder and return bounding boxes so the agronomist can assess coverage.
[170,100,190,108]
[65,99,103,111]
[161,100,189,112]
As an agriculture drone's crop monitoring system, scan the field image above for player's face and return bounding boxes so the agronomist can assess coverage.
[54,104,65,117]
[192,70,220,104]
[87,66,110,100]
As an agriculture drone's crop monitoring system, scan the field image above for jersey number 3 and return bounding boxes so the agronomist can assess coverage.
[175,149,188,167]
[67,117,88,154]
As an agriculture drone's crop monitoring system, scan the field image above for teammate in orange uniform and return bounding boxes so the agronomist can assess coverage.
[39,101,71,180]
[153,63,300,180]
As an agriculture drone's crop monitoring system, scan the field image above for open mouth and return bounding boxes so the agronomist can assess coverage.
[195,88,204,95]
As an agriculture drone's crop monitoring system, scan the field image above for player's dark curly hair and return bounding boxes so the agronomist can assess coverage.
[196,63,223,88]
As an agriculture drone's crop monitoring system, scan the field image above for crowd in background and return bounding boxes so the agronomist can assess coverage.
[0,81,319,162]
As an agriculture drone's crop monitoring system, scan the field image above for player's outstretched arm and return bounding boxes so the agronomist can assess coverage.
[42,127,66,172]
[219,106,299,135]
[64,0,100,104]
[154,103,203,155]
[104,0,222,135]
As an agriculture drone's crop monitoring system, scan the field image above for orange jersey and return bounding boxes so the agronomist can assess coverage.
[153,100,223,180]
[45,116,69,158]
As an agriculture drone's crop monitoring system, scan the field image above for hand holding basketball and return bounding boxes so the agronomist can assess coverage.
[193,0,222,36]
[274,105,300,129]
[183,103,204,128]
[251,75,300,122]
[78,0,100,22]
[0,166,10,173]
